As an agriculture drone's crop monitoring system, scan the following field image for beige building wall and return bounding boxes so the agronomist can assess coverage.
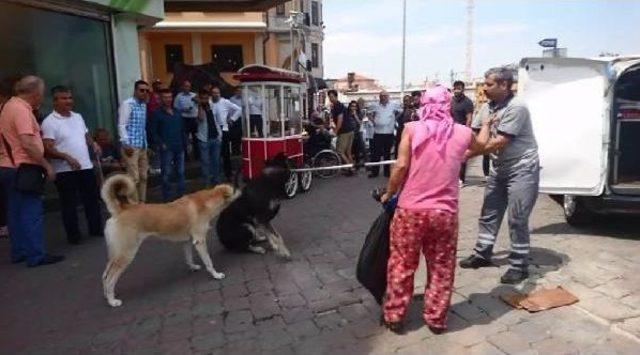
[264,36,280,68]
[160,11,264,25]
[140,2,323,86]
[144,32,193,84]
[201,32,258,84]
[141,10,270,85]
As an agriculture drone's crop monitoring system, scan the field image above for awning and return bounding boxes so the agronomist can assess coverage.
[153,21,267,30]
[165,0,287,12]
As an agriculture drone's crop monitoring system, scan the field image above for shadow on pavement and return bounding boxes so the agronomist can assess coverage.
[402,247,569,333]
[531,217,640,241]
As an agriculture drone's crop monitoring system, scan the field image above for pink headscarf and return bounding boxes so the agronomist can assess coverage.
[411,85,454,153]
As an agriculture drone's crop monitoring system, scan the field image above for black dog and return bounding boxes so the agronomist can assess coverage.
[216,153,292,259]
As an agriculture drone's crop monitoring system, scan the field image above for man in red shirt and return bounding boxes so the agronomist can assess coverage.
[146,79,163,115]
[146,79,163,175]
[0,75,64,267]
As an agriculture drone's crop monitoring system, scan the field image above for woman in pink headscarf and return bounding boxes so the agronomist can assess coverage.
[380,85,491,333]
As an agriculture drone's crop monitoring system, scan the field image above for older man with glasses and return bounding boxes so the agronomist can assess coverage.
[118,80,150,202]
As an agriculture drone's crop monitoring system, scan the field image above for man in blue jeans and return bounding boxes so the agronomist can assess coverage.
[0,75,64,267]
[150,88,186,201]
[195,88,223,186]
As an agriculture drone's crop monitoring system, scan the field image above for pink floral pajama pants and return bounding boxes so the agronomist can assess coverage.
[383,208,458,329]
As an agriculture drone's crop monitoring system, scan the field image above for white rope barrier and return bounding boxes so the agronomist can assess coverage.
[290,160,397,173]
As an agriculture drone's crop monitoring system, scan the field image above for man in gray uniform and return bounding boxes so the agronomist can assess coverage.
[460,67,540,284]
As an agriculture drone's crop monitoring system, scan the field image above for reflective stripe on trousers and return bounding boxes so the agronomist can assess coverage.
[473,158,540,271]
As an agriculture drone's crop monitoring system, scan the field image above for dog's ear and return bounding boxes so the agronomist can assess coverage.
[213,184,234,199]
[222,184,235,199]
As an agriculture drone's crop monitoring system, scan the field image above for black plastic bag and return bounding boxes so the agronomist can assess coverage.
[356,205,395,305]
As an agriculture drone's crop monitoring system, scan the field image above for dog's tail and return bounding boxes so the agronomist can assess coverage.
[101,174,137,216]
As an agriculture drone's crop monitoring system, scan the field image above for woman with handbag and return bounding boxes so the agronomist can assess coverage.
[379,85,490,333]
[0,75,64,267]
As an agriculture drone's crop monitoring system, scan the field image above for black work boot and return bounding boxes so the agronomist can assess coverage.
[500,268,529,284]
[459,255,493,269]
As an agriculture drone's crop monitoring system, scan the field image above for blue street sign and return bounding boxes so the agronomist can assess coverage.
[538,38,558,48]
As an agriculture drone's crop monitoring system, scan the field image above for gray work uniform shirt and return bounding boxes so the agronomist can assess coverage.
[472,95,538,170]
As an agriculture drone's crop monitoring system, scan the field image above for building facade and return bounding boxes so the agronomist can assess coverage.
[266,0,324,79]
[140,0,324,87]
[332,72,384,92]
[0,0,164,134]
[140,11,269,86]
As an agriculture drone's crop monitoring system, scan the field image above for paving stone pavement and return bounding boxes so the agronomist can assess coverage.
[1,158,639,354]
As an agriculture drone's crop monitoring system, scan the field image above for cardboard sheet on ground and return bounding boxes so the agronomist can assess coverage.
[500,286,579,312]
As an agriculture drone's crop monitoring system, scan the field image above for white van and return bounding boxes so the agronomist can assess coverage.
[518,56,640,225]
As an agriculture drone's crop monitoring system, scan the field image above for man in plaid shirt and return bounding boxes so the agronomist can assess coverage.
[118,80,150,201]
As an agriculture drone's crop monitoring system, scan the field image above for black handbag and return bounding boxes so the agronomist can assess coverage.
[1,135,46,195]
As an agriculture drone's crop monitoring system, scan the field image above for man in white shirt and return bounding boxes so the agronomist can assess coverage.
[248,88,264,137]
[195,89,225,185]
[42,86,102,244]
[228,86,244,156]
[368,91,401,177]
[174,80,199,160]
[210,86,241,181]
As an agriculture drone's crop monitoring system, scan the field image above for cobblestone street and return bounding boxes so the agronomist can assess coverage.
[1,160,639,354]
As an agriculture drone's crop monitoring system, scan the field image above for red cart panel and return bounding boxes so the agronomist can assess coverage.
[242,137,305,179]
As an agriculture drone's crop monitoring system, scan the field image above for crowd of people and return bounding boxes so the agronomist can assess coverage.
[0,75,246,267]
[0,68,540,336]
[323,80,487,185]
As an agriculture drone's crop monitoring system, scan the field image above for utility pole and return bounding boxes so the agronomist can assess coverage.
[400,0,407,97]
[465,0,474,82]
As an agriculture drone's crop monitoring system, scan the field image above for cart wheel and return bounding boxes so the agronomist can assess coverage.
[313,150,341,179]
[284,170,299,199]
[299,164,312,192]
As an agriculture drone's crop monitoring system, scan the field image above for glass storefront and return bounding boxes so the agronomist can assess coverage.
[0,2,117,134]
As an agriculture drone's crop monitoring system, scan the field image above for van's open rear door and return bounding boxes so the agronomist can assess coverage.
[518,58,610,196]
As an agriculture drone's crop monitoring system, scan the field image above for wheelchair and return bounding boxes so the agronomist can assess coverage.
[304,136,342,179]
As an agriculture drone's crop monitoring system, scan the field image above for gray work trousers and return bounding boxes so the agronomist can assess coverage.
[473,158,540,271]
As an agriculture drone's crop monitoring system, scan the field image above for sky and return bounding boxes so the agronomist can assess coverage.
[323,0,640,87]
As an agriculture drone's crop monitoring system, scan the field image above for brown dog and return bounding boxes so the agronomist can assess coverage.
[100,174,237,307]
